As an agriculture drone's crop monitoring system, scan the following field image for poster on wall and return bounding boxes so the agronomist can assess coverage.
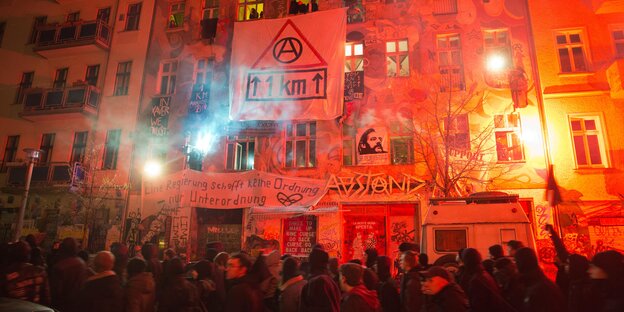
[283,215,317,257]
[356,127,390,165]
[343,215,386,262]
[151,96,171,136]
[389,215,415,259]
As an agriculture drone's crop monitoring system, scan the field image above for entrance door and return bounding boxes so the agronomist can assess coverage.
[195,208,243,258]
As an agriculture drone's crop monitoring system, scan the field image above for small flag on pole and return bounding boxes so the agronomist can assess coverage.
[546,164,562,207]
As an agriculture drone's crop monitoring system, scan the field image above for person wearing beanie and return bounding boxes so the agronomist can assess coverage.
[590,250,624,312]
[339,263,381,312]
[300,248,341,312]
[279,257,307,312]
[421,266,469,312]
[515,247,565,312]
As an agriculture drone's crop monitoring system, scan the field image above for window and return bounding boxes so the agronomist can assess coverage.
[195,58,214,86]
[437,33,464,91]
[97,7,111,23]
[386,39,409,77]
[345,42,364,73]
[483,29,511,68]
[569,115,608,168]
[444,114,469,150]
[1,135,19,172]
[67,11,80,22]
[125,3,142,31]
[555,30,589,73]
[15,72,34,104]
[85,65,100,86]
[433,0,458,15]
[203,0,219,19]
[102,129,121,170]
[237,0,264,21]
[71,131,88,164]
[611,28,624,59]
[158,61,178,95]
[494,112,524,162]
[434,229,467,252]
[168,2,185,29]
[342,125,356,166]
[390,137,413,164]
[226,136,255,171]
[39,133,55,164]
[29,16,47,44]
[0,22,5,47]
[114,61,132,96]
[53,68,68,89]
[284,122,316,168]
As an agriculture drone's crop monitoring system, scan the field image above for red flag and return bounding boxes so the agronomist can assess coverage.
[546,165,562,206]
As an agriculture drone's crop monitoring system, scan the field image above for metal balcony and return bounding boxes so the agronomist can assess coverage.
[19,85,100,121]
[33,19,112,58]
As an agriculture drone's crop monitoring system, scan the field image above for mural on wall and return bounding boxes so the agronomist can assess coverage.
[318,212,341,258]
[343,215,386,262]
[389,216,415,260]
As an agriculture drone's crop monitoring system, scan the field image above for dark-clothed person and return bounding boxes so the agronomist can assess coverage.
[76,251,123,312]
[399,251,423,312]
[589,250,624,312]
[0,241,50,305]
[376,256,400,312]
[299,247,341,312]
[515,247,566,312]
[458,248,511,312]
[488,244,505,260]
[193,260,220,312]
[493,257,523,310]
[279,257,307,312]
[421,266,468,312]
[159,257,202,312]
[124,258,156,312]
[111,242,129,283]
[141,243,163,285]
[339,263,381,312]
[225,252,263,312]
[49,237,89,312]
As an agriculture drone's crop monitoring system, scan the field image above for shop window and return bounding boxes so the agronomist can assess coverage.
[29,16,47,44]
[555,30,589,73]
[390,137,413,164]
[168,2,185,29]
[226,136,255,171]
[125,2,142,31]
[386,39,409,77]
[611,28,624,59]
[158,60,177,95]
[342,124,356,166]
[1,135,19,172]
[433,0,457,15]
[284,121,316,168]
[39,133,55,164]
[71,131,88,164]
[437,33,464,91]
[16,71,34,104]
[85,65,100,86]
[102,129,121,170]
[434,228,466,252]
[444,114,469,150]
[569,115,608,168]
[344,0,364,23]
[345,42,364,73]
[114,61,132,96]
[494,112,524,162]
[237,0,264,21]
[53,68,68,89]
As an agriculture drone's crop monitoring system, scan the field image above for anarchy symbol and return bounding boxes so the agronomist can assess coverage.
[273,37,303,64]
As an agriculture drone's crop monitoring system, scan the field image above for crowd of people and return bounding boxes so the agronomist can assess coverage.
[1,225,623,312]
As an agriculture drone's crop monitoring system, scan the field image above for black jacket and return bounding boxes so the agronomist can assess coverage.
[299,271,341,312]
[76,272,123,312]
[425,283,469,312]
[377,278,400,312]
[225,276,264,312]
[400,268,422,312]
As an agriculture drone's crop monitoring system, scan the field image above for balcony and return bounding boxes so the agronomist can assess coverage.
[33,19,112,58]
[5,162,71,187]
[19,85,100,121]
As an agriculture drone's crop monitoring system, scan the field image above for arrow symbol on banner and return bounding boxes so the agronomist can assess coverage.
[312,73,323,94]
[266,76,273,96]
[250,76,261,96]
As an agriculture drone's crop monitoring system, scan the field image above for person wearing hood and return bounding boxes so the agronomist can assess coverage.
[421,266,468,312]
[225,252,263,312]
[515,247,565,312]
[279,256,307,312]
[49,237,89,312]
[340,263,381,312]
[124,257,156,312]
[76,251,123,312]
[299,247,341,312]
[458,248,512,312]
[589,250,624,312]
[375,256,400,312]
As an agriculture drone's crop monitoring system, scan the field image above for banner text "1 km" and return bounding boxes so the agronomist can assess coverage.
[245,68,327,101]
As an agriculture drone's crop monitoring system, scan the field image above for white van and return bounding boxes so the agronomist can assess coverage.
[421,193,536,265]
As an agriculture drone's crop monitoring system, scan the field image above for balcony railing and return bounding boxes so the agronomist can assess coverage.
[6,162,71,186]
[33,19,111,52]
[20,85,100,118]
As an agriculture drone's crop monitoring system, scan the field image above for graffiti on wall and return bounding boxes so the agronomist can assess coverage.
[328,172,425,199]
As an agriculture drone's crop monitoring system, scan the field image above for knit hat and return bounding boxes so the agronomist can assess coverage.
[592,250,624,279]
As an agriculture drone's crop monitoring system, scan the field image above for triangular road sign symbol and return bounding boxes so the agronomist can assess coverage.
[252,19,327,70]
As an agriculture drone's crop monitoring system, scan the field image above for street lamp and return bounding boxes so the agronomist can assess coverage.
[13,148,43,241]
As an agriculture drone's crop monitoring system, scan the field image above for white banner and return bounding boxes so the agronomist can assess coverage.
[142,170,328,216]
[229,8,346,121]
